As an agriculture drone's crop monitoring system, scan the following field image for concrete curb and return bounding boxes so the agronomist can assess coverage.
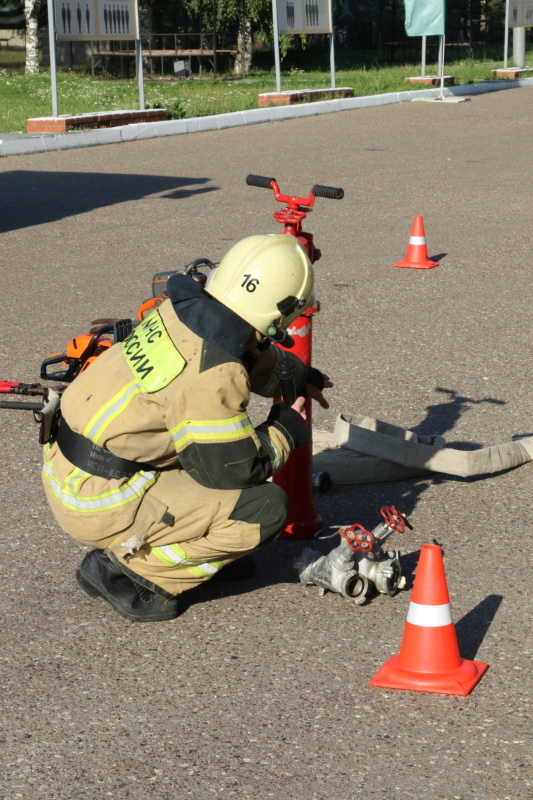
[1,77,532,158]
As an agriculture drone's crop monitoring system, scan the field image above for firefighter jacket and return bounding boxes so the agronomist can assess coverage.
[42,274,312,544]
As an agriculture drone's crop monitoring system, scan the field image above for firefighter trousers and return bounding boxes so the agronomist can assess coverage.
[69,469,289,596]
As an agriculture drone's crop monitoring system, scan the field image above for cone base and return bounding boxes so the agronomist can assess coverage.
[394,259,439,270]
[370,654,488,696]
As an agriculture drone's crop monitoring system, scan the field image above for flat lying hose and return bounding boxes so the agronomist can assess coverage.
[312,414,533,483]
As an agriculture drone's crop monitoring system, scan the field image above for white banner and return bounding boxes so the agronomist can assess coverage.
[276,0,332,35]
[55,0,139,41]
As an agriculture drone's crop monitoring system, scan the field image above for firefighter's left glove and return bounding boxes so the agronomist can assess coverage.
[304,368,333,410]
[268,401,311,449]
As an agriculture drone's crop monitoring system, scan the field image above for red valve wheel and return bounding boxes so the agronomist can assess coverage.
[344,524,376,552]
[273,209,307,225]
[380,506,413,533]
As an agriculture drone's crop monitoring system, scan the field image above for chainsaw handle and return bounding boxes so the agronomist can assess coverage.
[246,174,276,190]
[40,353,70,381]
[312,184,344,200]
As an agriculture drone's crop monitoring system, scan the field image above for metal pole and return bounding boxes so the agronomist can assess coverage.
[513,26,526,68]
[329,0,335,88]
[135,0,144,110]
[271,0,281,93]
[438,34,445,100]
[135,38,145,109]
[46,0,58,117]
[421,35,426,78]
[329,33,336,88]
[212,0,217,79]
[503,0,510,69]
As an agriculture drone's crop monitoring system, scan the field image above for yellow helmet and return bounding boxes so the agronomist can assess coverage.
[205,234,314,338]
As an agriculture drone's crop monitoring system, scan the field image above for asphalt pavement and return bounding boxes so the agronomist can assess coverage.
[1,84,532,800]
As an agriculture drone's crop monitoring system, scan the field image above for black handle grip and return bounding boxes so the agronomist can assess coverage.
[246,174,277,189]
[311,184,344,200]
[275,357,297,406]
[0,400,44,410]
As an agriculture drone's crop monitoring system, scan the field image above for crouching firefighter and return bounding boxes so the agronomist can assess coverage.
[42,234,332,622]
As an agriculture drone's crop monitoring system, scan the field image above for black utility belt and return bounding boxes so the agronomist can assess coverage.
[56,417,154,481]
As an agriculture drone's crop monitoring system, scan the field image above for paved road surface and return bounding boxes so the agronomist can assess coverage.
[1,86,532,800]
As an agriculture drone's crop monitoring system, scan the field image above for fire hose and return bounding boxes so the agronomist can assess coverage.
[313,414,533,483]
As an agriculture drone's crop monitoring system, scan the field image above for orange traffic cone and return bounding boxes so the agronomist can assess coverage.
[394,215,439,269]
[370,545,488,695]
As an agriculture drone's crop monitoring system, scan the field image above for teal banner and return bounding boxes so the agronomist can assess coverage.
[404,0,446,36]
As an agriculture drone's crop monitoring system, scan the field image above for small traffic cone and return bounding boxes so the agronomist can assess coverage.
[394,215,439,269]
[370,545,488,695]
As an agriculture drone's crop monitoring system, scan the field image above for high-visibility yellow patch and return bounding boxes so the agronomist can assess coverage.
[121,311,185,393]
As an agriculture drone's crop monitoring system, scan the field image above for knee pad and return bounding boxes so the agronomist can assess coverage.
[229,482,289,544]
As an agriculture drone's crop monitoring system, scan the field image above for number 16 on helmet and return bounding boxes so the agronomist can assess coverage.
[205,234,315,341]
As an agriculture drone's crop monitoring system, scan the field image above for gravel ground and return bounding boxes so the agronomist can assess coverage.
[1,86,532,800]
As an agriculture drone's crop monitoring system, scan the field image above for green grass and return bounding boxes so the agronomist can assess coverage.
[0,43,530,133]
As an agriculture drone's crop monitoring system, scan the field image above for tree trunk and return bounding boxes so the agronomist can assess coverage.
[139,2,153,35]
[24,0,41,74]
[234,12,252,75]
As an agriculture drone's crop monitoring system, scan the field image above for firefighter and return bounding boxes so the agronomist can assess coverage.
[42,234,332,622]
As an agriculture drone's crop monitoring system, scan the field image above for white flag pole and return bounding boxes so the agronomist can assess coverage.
[46,0,58,117]
[421,34,426,78]
[328,0,335,88]
[135,0,145,110]
[503,0,510,69]
[272,0,282,93]
[438,34,445,99]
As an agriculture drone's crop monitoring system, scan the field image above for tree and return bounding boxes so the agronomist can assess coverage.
[233,0,252,75]
[24,0,41,74]
[151,0,274,75]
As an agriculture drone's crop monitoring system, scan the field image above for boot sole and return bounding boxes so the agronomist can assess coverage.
[75,564,179,623]
[75,569,103,599]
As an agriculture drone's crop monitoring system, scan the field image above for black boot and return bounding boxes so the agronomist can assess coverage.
[76,549,179,622]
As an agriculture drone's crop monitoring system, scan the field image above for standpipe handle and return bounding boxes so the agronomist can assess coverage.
[311,184,344,200]
[246,174,277,190]
[275,357,297,406]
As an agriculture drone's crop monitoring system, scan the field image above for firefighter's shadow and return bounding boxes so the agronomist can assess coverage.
[0,170,217,233]
[179,541,308,611]
[410,386,506,443]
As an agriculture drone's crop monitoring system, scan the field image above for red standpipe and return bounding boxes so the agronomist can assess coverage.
[245,175,344,539]
[273,303,323,539]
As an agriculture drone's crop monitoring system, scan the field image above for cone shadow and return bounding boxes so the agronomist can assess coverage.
[454,593,503,660]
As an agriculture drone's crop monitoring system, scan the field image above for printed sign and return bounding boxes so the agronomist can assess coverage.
[509,0,533,26]
[55,0,139,41]
[276,0,332,35]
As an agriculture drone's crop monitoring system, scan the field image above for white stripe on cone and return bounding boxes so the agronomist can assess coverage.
[409,236,426,245]
[406,601,453,627]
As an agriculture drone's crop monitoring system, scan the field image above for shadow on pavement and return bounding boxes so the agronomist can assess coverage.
[0,170,217,232]
[455,593,504,660]
[411,386,506,447]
